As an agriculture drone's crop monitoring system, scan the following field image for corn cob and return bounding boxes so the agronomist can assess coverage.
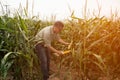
[63,50,71,54]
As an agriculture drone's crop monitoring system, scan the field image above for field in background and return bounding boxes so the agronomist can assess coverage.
[0,0,120,80]
[0,13,120,80]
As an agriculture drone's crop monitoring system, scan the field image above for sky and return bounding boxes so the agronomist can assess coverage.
[0,0,120,20]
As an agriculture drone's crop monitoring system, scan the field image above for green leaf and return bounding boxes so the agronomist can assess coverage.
[18,15,28,33]
[0,24,14,33]
[0,52,19,79]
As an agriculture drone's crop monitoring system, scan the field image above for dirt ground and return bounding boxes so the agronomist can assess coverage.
[48,59,81,80]
[48,58,120,80]
[2,56,120,80]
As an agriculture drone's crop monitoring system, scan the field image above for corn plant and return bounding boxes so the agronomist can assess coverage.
[50,10,119,79]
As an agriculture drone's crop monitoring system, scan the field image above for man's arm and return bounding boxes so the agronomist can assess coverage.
[46,45,62,56]
[58,38,69,45]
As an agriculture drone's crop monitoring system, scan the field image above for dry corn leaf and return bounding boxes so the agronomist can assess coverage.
[68,40,73,49]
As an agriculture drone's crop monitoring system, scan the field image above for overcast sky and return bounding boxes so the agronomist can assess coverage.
[0,0,120,20]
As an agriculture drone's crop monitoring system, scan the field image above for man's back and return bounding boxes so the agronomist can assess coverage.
[34,26,60,46]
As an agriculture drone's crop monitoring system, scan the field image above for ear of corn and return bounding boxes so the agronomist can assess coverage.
[63,50,71,54]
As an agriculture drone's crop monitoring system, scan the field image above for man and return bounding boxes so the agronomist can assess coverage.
[34,21,69,80]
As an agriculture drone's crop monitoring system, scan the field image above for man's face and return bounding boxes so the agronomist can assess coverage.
[54,26,63,33]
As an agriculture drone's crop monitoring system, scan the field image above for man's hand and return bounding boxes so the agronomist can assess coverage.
[64,42,70,46]
[58,51,64,55]
[58,38,70,46]
[53,51,63,57]
[53,52,60,57]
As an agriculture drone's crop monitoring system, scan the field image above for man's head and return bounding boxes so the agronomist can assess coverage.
[53,21,64,33]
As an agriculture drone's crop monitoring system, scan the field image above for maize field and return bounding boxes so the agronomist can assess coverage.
[0,1,120,80]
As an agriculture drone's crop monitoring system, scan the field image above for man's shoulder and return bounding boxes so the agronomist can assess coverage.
[42,26,52,32]
[43,25,52,30]
[47,25,53,29]
[41,25,53,34]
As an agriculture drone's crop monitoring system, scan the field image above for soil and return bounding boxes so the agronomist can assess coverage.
[48,56,120,80]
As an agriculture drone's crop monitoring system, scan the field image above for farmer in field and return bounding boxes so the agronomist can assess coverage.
[34,21,69,80]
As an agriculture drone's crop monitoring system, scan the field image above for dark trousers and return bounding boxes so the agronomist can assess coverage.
[35,43,50,80]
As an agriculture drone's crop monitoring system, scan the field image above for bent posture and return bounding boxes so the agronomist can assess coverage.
[34,21,69,80]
